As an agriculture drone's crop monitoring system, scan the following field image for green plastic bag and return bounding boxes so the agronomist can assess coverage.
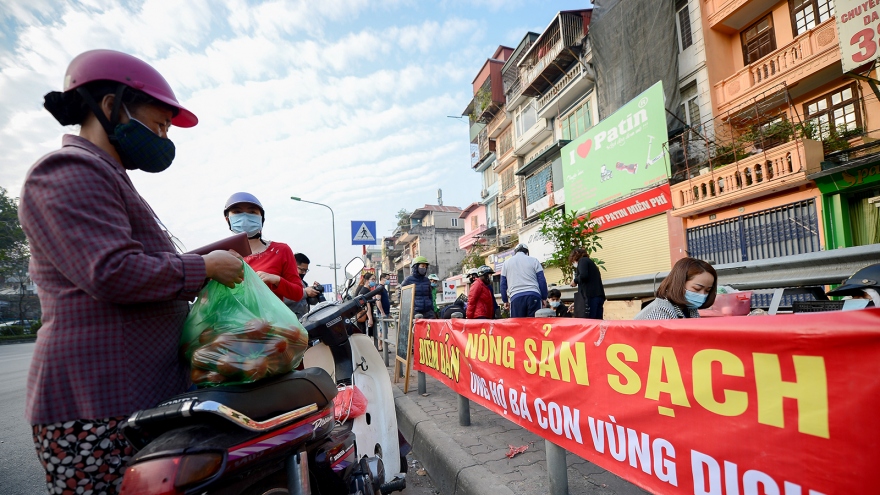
[180,262,309,387]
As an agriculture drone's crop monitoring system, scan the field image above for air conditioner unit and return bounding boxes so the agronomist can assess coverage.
[480,189,489,199]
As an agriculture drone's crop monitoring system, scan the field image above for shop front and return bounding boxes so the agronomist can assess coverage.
[811,144,880,249]
[584,184,674,319]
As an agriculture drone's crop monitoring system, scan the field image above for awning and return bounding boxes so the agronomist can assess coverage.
[515,140,570,176]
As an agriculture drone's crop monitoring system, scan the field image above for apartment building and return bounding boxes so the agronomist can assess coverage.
[668,0,880,264]
[388,205,466,283]
[512,10,595,284]
[463,45,512,256]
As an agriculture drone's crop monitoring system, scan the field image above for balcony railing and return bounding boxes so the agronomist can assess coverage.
[497,126,513,158]
[536,63,582,110]
[518,13,584,97]
[670,139,824,216]
[714,18,840,110]
[486,105,507,137]
[505,77,524,104]
[476,127,494,163]
[459,224,488,250]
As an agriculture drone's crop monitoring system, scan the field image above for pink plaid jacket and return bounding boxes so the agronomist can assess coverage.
[20,135,207,424]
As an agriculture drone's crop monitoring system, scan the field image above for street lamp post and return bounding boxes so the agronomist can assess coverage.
[291,197,338,296]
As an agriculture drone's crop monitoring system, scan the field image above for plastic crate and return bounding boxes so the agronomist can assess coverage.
[791,301,844,313]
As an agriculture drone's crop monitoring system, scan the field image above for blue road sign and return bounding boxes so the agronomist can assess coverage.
[351,221,377,245]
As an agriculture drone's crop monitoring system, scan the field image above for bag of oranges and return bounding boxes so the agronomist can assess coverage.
[180,262,309,387]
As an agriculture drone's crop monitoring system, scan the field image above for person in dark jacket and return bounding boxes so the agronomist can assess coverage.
[378,273,392,316]
[400,256,435,318]
[467,265,496,319]
[569,248,606,319]
[287,252,321,318]
[548,288,571,317]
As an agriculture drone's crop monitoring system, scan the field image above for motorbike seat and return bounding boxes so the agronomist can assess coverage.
[161,367,337,422]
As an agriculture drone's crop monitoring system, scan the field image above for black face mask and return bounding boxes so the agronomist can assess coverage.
[76,85,176,173]
[114,117,176,173]
[417,267,427,276]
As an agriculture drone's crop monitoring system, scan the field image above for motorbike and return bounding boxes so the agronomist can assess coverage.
[118,257,407,495]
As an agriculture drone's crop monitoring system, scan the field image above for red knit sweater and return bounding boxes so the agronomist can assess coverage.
[244,241,303,302]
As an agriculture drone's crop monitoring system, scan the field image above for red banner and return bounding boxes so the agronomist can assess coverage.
[412,310,880,495]
[586,183,672,230]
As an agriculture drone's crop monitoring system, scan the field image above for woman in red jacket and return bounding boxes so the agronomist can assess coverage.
[223,192,303,303]
[467,265,496,319]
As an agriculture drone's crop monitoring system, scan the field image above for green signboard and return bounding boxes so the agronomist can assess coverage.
[562,81,669,213]
[815,161,880,194]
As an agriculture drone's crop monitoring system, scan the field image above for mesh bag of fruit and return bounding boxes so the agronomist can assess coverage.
[180,262,309,387]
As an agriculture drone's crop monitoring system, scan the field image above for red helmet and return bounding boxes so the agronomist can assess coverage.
[63,49,197,128]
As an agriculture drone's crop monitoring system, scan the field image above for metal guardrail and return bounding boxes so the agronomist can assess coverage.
[589,244,880,299]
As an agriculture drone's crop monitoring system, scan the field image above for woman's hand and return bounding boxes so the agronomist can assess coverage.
[203,250,244,288]
[256,271,281,287]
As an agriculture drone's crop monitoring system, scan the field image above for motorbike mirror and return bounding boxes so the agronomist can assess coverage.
[344,257,365,278]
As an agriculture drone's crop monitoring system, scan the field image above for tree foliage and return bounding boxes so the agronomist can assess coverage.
[538,207,604,283]
[461,245,487,271]
[0,187,35,323]
[0,187,27,264]
[395,209,412,228]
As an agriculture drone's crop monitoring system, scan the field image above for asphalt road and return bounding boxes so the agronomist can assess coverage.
[0,342,45,495]
[0,342,436,495]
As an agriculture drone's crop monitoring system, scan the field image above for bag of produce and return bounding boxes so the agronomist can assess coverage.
[180,262,309,387]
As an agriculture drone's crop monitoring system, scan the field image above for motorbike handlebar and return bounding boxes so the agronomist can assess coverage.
[357,287,384,302]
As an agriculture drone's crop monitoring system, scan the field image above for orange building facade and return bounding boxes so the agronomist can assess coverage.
[667,0,880,265]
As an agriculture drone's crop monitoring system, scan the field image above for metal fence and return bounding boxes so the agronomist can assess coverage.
[686,199,821,264]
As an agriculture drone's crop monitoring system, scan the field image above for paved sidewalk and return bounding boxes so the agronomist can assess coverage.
[389,363,650,495]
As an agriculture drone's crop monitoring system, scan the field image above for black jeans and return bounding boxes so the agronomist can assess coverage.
[585,296,605,319]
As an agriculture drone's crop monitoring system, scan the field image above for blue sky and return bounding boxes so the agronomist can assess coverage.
[0,0,588,286]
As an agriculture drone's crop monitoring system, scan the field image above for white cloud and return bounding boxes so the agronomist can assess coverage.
[1,0,497,285]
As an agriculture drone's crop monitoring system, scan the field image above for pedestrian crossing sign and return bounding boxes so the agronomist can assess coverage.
[351,221,377,245]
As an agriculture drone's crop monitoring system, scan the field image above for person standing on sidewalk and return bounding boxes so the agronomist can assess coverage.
[428,273,441,316]
[500,244,548,318]
[569,248,606,319]
[466,265,496,319]
[377,273,392,316]
[400,256,436,318]
[286,252,321,318]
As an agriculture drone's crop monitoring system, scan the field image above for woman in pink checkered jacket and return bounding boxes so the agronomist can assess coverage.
[19,50,243,495]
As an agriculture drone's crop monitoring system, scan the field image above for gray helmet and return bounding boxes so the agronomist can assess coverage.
[466,268,478,282]
[476,265,495,277]
[224,192,265,219]
[514,243,529,254]
[827,263,880,297]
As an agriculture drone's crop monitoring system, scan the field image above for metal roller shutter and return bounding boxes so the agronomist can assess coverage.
[592,214,671,280]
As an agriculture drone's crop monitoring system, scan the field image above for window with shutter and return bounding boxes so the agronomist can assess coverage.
[790,0,835,36]
[741,15,776,65]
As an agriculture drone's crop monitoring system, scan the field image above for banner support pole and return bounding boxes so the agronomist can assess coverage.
[417,371,426,395]
[458,395,471,426]
[546,440,569,495]
[535,310,569,495]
